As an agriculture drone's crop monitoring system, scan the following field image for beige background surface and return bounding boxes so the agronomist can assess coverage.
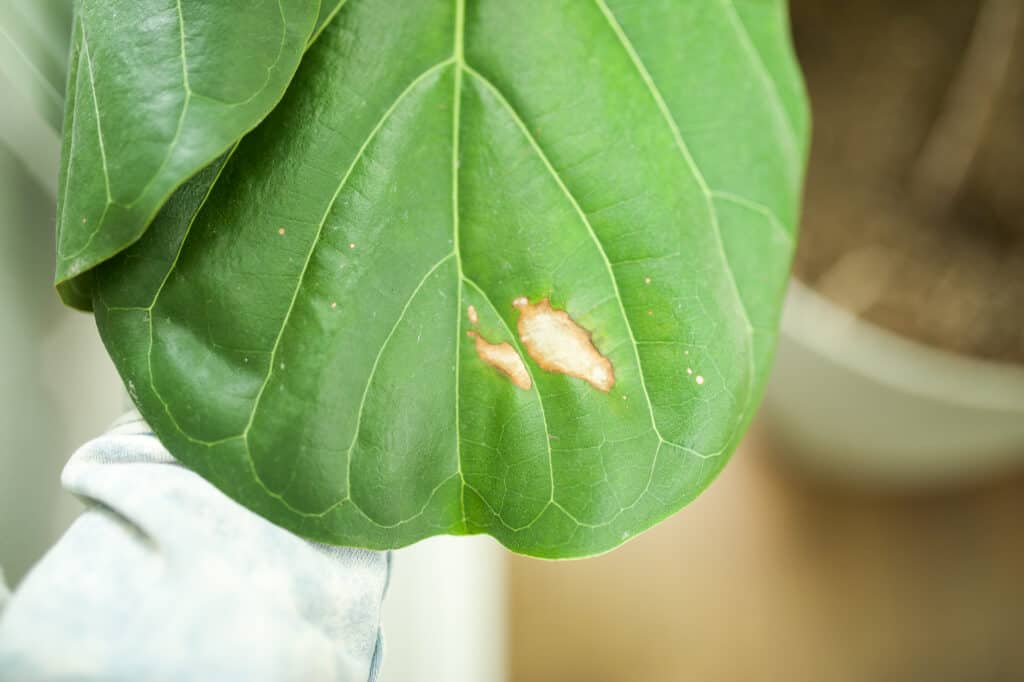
[509,423,1024,682]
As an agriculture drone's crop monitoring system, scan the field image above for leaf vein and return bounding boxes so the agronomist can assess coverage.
[341,252,457,505]
[241,57,454,444]
[453,0,467,532]
[593,0,756,454]
[719,0,800,163]
[462,64,666,447]
[461,275,555,531]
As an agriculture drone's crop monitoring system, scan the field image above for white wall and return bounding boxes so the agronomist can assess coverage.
[380,536,506,682]
[0,93,124,586]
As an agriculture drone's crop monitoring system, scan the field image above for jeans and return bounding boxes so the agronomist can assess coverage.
[0,413,389,681]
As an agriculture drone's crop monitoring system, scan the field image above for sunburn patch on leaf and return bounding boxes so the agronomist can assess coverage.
[467,331,532,390]
[512,297,615,392]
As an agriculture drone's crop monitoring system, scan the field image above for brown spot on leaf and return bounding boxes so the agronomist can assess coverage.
[512,298,615,392]
[467,304,479,326]
[468,331,532,391]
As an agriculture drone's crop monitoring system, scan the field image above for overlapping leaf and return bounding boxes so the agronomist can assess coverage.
[54,0,344,309]
[92,0,808,558]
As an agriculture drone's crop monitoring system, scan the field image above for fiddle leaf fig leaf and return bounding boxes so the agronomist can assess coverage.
[92,0,808,558]
[54,0,342,310]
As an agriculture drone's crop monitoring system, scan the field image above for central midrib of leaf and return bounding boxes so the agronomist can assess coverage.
[452,0,468,531]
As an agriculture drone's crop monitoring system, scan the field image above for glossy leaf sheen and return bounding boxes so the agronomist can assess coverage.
[54,0,337,309]
[94,0,808,558]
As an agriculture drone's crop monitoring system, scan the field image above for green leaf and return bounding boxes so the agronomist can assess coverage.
[54,0,328,310]
[93,0,808,558]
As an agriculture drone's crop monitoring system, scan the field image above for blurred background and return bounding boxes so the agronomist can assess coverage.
[2,1,1023,681]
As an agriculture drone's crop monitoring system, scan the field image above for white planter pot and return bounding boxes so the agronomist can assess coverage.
[762,280,1024,487]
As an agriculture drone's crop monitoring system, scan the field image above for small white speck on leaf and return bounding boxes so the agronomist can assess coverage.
[278,227,286,236]
[348,242,356,249]
[330,301,337,309]
[644,277,651,284]
[686,368,693,375]
[279,362,286,370]
[467,305,479,325]
[696,375,705,385]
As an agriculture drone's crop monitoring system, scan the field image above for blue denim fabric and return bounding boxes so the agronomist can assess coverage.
[0,413,389,682]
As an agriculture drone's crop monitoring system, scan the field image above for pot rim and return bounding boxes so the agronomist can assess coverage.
[780,278,1024,413]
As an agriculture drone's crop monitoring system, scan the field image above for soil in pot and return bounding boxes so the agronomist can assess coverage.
[790,0,1024,364]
